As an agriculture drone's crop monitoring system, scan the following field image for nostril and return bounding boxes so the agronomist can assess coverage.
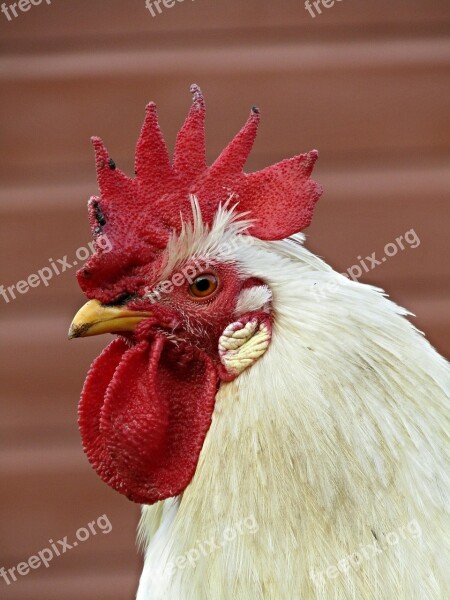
[107,293,137,307]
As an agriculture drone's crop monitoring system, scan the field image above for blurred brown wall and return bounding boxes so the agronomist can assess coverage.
[0,1,449,599]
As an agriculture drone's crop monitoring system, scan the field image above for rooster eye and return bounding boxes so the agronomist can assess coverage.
[189,274,219,299]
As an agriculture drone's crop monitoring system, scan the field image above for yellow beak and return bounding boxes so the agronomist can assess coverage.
[68,299,153,339]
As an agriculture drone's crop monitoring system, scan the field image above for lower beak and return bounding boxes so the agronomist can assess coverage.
[68,299,153,339]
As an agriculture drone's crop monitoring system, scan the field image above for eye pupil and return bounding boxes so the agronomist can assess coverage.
[195,278,210,292]
[189,273,219,299]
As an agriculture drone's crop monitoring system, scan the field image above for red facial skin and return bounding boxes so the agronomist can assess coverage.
[128,263,254,358]
[78,259,268,505]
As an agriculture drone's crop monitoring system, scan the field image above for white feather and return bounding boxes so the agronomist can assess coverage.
[137,207,449,600]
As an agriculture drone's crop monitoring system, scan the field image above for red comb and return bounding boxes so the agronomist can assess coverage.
[78,84,322,301]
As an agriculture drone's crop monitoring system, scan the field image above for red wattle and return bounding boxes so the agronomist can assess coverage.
[78,334,218,504]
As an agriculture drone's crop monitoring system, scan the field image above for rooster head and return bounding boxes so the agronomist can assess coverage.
[68,85,322,504]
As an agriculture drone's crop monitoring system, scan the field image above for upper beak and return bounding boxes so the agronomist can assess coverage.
[68,299,153,339]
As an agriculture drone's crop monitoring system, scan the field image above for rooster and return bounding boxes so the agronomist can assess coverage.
[69,85,449,600]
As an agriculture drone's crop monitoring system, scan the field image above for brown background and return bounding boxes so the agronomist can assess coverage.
[0,1,449,599]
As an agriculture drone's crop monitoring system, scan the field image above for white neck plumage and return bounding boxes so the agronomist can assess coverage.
[137,231,449,600]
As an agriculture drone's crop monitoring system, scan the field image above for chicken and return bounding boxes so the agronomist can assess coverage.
[68,85,449,600]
